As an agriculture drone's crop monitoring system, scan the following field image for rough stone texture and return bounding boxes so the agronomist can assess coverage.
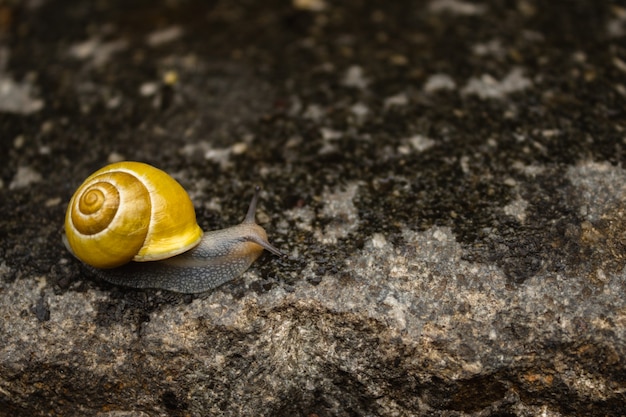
[1,0,626,416]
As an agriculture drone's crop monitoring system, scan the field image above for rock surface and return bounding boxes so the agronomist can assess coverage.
[1,0,626,416]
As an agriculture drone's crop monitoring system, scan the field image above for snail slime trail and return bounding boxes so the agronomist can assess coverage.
[64,161,283,293]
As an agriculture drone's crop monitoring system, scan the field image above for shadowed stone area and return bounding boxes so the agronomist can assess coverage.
[1,0,625,416]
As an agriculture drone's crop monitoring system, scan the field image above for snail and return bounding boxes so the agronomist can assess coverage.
[63,161,283,293]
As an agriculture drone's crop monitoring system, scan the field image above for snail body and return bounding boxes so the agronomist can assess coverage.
[64,161,282,293]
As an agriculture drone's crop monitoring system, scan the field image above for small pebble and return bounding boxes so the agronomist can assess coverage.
[9,166,42,190]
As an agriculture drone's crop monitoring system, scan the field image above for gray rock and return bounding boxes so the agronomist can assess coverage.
[1,1,625,416]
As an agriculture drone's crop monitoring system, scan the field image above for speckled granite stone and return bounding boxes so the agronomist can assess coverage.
[1,1,625,416]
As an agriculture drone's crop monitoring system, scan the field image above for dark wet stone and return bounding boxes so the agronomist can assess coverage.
[1,1,625,416]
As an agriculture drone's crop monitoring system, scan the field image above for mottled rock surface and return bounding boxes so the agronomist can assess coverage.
[1,0,626,416]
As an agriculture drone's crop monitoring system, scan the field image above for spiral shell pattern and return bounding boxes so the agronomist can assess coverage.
[64,162,203,269]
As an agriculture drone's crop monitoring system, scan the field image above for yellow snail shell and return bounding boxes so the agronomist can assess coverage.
[63,161,282,293]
